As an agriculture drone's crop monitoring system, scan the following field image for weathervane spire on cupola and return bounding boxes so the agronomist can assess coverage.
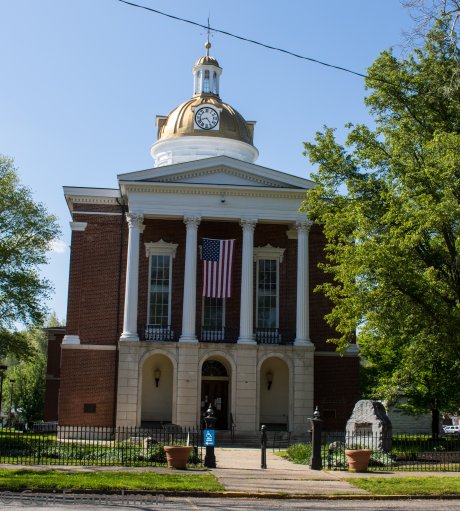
[205,17,211,57]
[192,25,222,97]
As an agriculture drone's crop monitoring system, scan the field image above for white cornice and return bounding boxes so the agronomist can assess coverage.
[63,187,121,213]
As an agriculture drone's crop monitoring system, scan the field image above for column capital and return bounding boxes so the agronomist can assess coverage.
[240,217,257,231]
[296,219,313,233]
[126,213,144,229]
[183,215,201,228]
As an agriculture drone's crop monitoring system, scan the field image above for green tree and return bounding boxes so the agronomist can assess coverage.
[3,328,47,425]
[0,155,60,361]
[303,18,460,437]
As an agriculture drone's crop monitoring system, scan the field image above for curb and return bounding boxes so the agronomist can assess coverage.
[1,488,460,500]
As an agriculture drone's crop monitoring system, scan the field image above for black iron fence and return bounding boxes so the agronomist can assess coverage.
[200,326,238,343]
[322,431,460,471]
[0,425,203,467]
[255,328,295,345]
[140,325,177,342]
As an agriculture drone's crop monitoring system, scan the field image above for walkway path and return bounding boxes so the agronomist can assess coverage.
[212,447,367,495]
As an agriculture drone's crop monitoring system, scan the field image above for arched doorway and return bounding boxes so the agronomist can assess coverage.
[141,354,173,426]
[259,357,289,429]
[201,359,229,430]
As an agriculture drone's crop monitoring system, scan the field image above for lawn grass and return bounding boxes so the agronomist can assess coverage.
[0,469,223,492]
[347,476,460,495]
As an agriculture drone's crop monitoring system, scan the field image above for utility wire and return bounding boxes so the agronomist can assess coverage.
[117,0,371,81]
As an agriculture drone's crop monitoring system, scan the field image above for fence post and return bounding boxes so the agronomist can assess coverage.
[260,425,267,469]
[309,406,323,470]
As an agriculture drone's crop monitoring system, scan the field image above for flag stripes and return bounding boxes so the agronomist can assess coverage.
[202,238,235,298]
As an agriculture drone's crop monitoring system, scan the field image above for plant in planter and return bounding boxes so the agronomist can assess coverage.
[163,445,193,469]
[344,444,372,472]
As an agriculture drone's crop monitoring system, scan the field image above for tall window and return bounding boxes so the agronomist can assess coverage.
[145,240,178,327]
[149,255,171,327]
[212,71,218,94]
[257,259,277,328]
[254,245,285,330]
[203,297,225,329]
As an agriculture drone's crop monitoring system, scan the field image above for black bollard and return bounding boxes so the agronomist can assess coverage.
[260,425,267,469]
[203,404,216,468]
[309,406,323,470]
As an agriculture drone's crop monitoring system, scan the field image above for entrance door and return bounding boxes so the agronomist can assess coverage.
[201,380,228,430]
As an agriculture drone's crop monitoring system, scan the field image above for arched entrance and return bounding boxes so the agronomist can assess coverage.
[201,359,229,430]
[141,354,173,426]
[259,357,289,429]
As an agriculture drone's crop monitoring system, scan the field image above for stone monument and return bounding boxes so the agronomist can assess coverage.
[346,399,392,451]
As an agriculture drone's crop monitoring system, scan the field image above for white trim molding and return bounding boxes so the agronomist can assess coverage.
[145,239,178,258]
[62,335,81,345]
[62,344,117,351]
[254,244,285,263]
[70,222,88,232]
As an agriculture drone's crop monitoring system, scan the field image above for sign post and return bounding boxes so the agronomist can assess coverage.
[203,404,216,468]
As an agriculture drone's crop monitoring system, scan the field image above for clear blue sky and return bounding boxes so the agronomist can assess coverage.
[1,0,416,323]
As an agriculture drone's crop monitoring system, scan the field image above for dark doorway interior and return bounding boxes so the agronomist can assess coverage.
[201,360,229,430]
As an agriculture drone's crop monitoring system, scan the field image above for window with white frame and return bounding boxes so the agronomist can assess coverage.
[254,245,285,330]
[145,240,178,327]
[202,297,225,329]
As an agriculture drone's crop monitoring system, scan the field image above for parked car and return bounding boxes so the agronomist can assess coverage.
[443,425,460,434]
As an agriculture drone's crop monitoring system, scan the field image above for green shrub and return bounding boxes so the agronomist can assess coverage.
[286,443,312,464]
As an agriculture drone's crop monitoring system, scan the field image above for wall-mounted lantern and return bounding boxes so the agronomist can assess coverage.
[154,369,161,388]
[266,370,273,390]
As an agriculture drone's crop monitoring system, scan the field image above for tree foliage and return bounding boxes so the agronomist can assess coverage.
[302,18,460,424]
[0,155,60,360]
[3,328,47,424]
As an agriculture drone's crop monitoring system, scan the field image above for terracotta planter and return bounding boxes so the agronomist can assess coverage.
[345,449,372,472]
[164,446,193,469]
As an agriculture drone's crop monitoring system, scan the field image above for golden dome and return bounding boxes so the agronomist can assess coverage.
[157,95,254,145]
[194,55,220,68]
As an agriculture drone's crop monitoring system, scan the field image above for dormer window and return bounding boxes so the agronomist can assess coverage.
[203,70,210,93]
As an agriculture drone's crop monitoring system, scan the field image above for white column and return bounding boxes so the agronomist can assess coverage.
[120,213,144,341]
[180,215,201,343]
[295,220,314,347]
[238,218,257,344]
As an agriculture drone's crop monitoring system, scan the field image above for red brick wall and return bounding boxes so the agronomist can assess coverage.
[59,349,117,426]
[314,355,361,431]
[66,209,126,345]
[309,224,339,350]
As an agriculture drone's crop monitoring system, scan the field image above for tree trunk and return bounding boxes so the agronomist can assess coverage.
[431,402,440,440]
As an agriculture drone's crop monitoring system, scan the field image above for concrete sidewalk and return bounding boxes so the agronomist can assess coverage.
[212,447,366,495]
[211,447,460,496]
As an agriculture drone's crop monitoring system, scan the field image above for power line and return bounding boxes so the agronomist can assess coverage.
[116,0,370,80]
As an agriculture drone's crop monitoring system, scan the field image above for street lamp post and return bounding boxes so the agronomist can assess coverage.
[0,365,7,426]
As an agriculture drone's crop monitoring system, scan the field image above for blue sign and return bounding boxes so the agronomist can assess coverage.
[204,429,215,447]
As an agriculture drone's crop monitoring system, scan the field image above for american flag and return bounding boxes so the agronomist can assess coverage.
[202,238,235,298]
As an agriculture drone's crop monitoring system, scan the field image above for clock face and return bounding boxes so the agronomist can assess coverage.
[194,106,219,130]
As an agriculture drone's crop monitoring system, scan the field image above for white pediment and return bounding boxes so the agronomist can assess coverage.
[117,156,314,190]
[145,167,290,188]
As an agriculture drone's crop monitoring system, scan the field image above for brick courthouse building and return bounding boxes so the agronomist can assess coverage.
[45,44,360,435]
